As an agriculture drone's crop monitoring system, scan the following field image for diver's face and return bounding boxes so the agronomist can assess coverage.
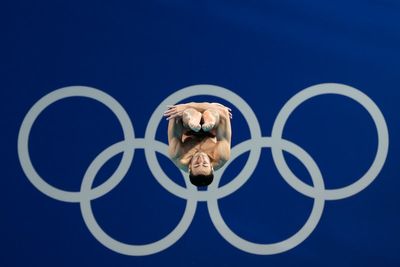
[190,152,212,175]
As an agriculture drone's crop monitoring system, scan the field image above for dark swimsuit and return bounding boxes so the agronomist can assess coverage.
[182,129,216,143]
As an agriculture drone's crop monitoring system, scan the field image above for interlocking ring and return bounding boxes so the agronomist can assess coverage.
[17,83,389,256]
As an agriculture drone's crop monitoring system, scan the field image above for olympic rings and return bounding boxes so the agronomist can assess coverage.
[271,83,389,200]
[208,137,325,255]
[17,86,135,202]
[18,83,389,255]
[79,140,197,256]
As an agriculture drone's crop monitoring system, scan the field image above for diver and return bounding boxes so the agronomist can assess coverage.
[164,102,232,187]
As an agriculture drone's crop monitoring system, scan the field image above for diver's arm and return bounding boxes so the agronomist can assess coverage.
[213,140,231,170]
[164,102,232,120]
[167,118,184,159]
[215,107,232,143]
[186,102,232,118]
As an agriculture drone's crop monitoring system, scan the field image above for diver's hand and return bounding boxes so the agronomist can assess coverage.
[211,103,233,119]
[163,104,188,120]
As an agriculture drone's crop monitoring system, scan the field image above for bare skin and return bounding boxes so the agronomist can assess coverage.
[164,102,232,175]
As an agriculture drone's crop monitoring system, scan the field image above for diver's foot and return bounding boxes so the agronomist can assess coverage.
[202,109,219,132]
[183,108,202,132]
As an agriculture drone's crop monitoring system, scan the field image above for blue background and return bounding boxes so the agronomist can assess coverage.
[1,0,399,266]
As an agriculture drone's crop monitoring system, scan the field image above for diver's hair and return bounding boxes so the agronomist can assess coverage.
[189,172,214,187]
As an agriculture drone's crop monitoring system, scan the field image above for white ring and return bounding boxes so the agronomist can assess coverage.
[17,86,135,202]
[271,83,389,200]
[208,137,325,255]
[144,84,263,201]
[80,140,197,256]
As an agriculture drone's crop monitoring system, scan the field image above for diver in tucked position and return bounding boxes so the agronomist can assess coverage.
[163,102,232,187]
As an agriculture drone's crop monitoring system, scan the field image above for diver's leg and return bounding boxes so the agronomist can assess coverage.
[182,108,202,132]
[202,108,220,132]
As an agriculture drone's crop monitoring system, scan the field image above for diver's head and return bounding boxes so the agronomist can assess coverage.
[189,152,214,187]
